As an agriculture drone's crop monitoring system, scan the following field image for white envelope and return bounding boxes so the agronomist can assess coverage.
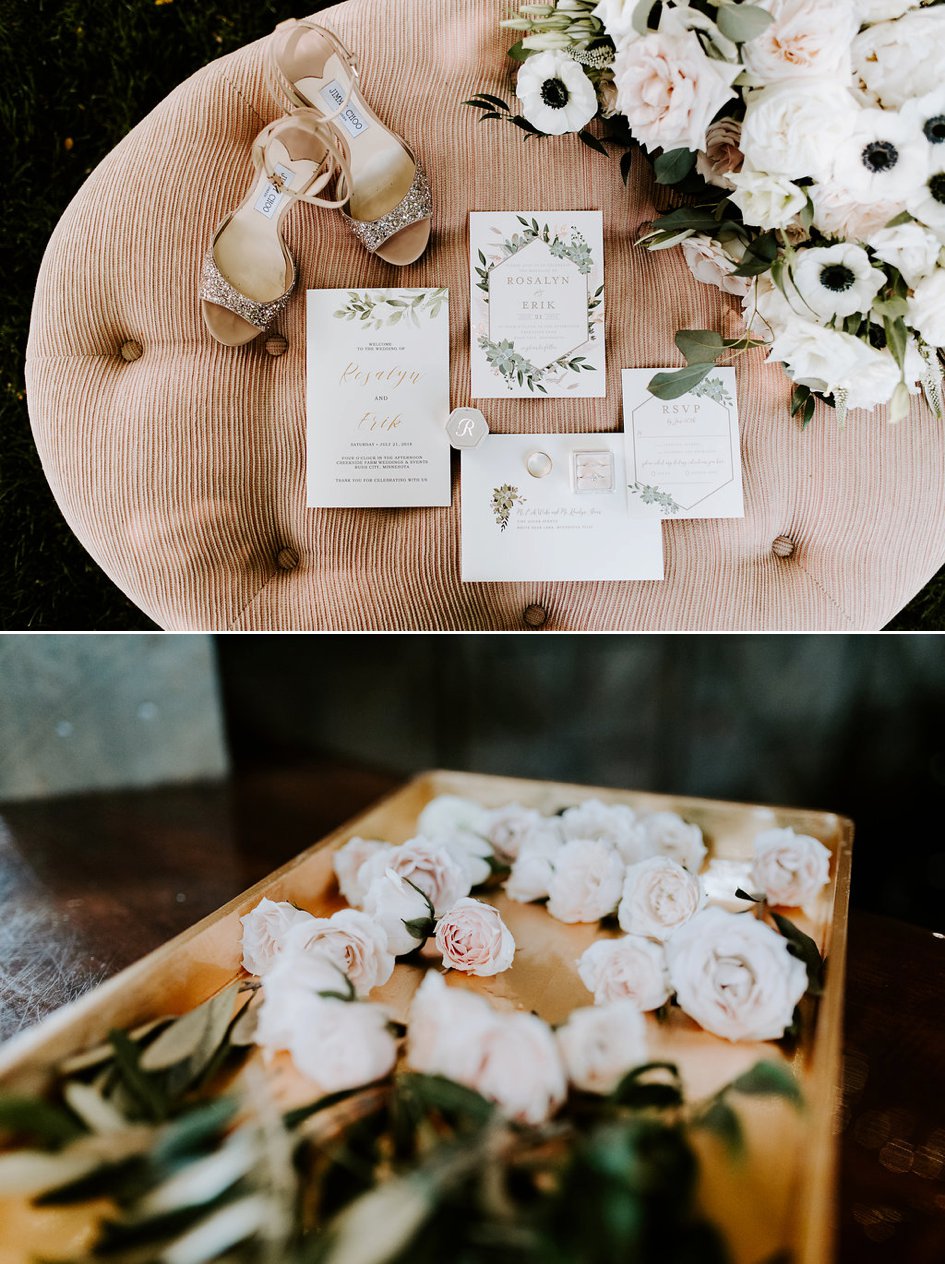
[461,434,663,582]
[306,288,451,508]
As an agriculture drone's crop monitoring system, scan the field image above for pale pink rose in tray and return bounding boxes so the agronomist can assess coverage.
[486,803,561,863]
[638,811,708,873]
[434,897,515,977]
[290,997,398,1093]
[618,856,704,941]
[407,972,500,1084]
[358,837,470,916]
[577,935,672,1010]
[363,868,434,956]
[505,850,557,904]
[556,1001,648,1094]
[332,837,393,908]
[282,908,395,997]
[547,838,625,923]
[750,827,831,907]
[239,897,317,977]
[474,1011,568,1124]
[667,906,809,1042]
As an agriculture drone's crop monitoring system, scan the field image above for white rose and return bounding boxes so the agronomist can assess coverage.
[407,972,500,1083]
[727,170,808,230]
[239,897,317,977]
[809,185,903,242]
[638,811,707,872]
[255,949,351,1051]
[766,317,886,397]
[857,0,922,20]
[618,856,704,941]
[739,80,856,181]
[853,7,945,109]
[613,27,740,153]
[332,837,393,908]
[790,242,886,322]
[869,223,943,287]
[485,804,561,862]
[556,1002,648,1094]
[418,795,490,840]
[290,997,398,1092]
[282,908,395,998]
[358,838,470,916]
[702,858,758,912]
[667,907,809,1041]
[434,898,516,977]
[474,1011,568,1124]
[547,839,626,924]
[505,850,557,903]
[742,0,856,86]
[560,799,648,863]
[363,868,435,956]
[696,117,744,190]
[908,270,945,347]
[681,234,751,297]
[577,935,672,1010]
[592,0,641,46]
[836,345,904,412]
[751,827,832,906]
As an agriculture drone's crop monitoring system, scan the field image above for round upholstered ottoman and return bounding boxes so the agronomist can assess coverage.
[26,0,945,630]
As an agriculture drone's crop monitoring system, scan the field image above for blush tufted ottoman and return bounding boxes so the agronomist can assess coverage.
[26,0,945,630]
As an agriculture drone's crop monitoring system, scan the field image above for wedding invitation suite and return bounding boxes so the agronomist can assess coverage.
[469,212,605,399]
[621,367,744,518]
[461,434,663,582]
[306,288,451,508]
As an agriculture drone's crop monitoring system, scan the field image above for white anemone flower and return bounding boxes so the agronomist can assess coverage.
[902,86,945,154]
[830,109,929,206]
[790,243,886,322]
[516,49,598,136]
[907,152,945,240]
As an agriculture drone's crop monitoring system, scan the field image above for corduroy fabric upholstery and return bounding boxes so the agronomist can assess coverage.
[26,0,945,630]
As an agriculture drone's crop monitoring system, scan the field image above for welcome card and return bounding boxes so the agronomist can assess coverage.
[307,288,451,508]
[469,211,605,399]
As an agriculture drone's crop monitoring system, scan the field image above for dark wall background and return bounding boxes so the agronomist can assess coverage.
[217,634,945,930]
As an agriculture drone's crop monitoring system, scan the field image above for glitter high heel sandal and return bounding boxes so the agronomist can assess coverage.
[200,109,346,346]
[268,19,432,267]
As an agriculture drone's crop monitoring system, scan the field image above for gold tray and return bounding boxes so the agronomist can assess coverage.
[0,770,853,1264]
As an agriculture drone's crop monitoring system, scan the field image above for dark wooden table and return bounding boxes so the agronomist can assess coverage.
[1,761,943,1264]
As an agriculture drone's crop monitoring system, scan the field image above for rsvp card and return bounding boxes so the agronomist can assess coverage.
[461,434,663,582]
[306,288,451,508]
[621,367,744,518]
[469,212,605,399]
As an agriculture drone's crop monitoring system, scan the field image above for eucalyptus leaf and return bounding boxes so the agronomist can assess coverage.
[140,984,239,1075]
[154,1099,240,1165]
[398,1073,495,1126]
[675,329,725,365]
[716,3,774,44]
[728,1060,803,1107]
[63,1081,128,1134]
[654,148,696,186]
[695,1099,744,1159]
[0,1147,103,1197]
[59,1018,173,1077]
[162,1192,276,1264]
[109,1029,168,1122]
[139,1131,256,1215]
[0,1094,85,1146]
[647,363,714,399]
[506,40,535,63]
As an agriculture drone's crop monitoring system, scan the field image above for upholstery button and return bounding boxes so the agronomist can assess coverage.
[276,547,299,571]
[772,535,795,558]
[119,340,142,362]
[523,603,547,628]
[265,334,288,357]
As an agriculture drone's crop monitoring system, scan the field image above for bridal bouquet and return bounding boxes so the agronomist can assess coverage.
[468,0,945,425]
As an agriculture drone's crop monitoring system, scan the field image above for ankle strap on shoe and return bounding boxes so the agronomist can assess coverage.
[266,18,360,124]
[251,109,353,210]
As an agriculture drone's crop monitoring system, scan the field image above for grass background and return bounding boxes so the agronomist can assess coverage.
[1,0,942,630]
